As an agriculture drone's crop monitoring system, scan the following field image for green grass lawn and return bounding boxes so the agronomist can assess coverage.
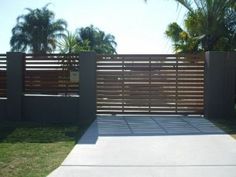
[210,106,236,139]
[212,106,236,139]
[0,121,88,177]
[1,117,235,177]
[211,118,236,139]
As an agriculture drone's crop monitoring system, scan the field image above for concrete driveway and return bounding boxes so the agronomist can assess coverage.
[48,116,236,177]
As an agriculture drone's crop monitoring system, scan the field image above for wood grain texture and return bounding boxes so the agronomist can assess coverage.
[96,54,205,114]
[24,54,79,95]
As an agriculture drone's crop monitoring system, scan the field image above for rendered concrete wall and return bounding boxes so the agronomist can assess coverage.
[205,52,236,119]
[0,99,7,120]
[23,96,80,123]
[6,52,24,121]
[79,52,96,125]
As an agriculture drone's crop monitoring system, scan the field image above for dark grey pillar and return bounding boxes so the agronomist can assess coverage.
[79,52,96,125]
[6,52,25,121]
[204,51,236,119]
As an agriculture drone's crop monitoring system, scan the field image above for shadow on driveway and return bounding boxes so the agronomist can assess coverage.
[79,115,225,144]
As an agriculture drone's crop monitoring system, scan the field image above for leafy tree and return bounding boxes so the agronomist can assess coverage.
[77,25,117,54]
[57,31,90,54]
[145,0,236,52]
[165,22,201,53]
[165,23,183,43]
[171,0,236,51]
[10,4,67,54]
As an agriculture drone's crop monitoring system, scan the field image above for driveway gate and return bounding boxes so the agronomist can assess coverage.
[96,54,204,114]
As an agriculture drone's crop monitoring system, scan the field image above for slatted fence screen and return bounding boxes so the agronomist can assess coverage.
[96,54,205,114]
[0,54,7,97]
[24,54,79,95]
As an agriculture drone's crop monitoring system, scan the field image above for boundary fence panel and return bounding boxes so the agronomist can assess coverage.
[0,54,7,97]
[24,54,79,96]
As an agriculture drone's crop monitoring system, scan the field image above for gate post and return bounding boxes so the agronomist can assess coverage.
[79,52,97,125]
[6,52,25,121]
[204,52,236,119]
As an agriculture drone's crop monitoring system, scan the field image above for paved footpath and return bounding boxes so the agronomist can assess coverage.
[48,116,236,177]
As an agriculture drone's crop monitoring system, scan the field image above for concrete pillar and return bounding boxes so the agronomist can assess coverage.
[204,52,236,119]
[79,52,96,125]
[6,52,25,121]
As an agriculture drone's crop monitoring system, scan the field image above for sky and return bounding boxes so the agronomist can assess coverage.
[0,0,187,54]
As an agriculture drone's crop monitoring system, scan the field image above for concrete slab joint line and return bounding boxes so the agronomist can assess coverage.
[47,116,236,177]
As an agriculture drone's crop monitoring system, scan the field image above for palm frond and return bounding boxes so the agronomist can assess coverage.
[10,4,67,54]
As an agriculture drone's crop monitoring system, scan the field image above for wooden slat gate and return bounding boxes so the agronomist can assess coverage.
[96,54,205,114]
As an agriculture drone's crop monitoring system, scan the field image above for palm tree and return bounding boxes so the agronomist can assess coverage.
[77,25,117,54]
[174,0,236,51]
[57,31,90,54]
[77,26,97,50]
[165,22,200,53]
[145,0,236,51]
[95,31,117,54]
[10,4,67,54]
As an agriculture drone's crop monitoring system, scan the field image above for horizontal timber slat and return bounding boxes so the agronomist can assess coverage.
[0,55,6,97]
[96,54,205,114]
[24,55,79,95]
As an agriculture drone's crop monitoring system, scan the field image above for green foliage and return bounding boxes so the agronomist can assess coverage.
[167,0,236,52]
[57,26,117,54]
[165,23,184,42]
[0,121,88,177]
[10,4,67,54]
[184,11,204,37]
[10,5,117,55]
[165,22,201,53]
[57,31,90,54]
[77,25,117,54]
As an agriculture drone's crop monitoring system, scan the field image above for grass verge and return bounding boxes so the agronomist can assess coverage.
[0,121,88,177]
[211,118,236,139]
